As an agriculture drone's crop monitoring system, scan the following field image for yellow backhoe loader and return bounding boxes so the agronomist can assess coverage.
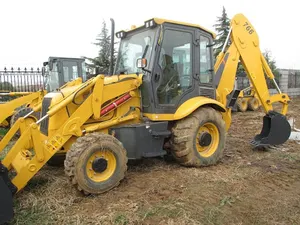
[0,57,87,128]
[235,85,261,112]
[0,14,291,223]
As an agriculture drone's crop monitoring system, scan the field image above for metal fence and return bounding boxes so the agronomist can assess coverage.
[0,67,45,92]
[288,71,300,88]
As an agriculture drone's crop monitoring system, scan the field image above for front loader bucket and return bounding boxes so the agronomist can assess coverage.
[251,111,291,147]
[0,162,16,224]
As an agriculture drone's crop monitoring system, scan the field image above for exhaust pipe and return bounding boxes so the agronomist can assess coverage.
[251,111,291,147]
[0,162,17,224]
[109,18,115,76]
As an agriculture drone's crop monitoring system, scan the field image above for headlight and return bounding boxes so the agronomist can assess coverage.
[116,31,126,38]
[145,19,156,28]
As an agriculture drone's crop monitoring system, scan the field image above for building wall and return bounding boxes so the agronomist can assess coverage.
[277,69,300,97]
[269,88,300,97]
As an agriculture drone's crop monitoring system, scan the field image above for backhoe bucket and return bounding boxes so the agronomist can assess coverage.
[0,162,15,224]
[251,111,291,147]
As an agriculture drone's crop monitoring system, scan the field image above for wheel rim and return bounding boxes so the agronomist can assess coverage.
[253,99,259,108]
[241,100,247,110]
[86,150,117,182]
[196,122,219,157]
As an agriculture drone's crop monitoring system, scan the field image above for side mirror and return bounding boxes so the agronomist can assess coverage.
[136,58,147,69]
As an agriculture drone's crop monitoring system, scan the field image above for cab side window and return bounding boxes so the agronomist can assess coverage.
[63,61,79,82]
[199,36,212,83]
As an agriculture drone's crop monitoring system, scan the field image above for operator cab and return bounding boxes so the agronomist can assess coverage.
[42,57,87,92]
[115,18,216,115]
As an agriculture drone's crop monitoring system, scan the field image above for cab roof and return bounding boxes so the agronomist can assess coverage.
[125,18,216,39]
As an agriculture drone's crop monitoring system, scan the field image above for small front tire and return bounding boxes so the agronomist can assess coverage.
[64,133,128,195]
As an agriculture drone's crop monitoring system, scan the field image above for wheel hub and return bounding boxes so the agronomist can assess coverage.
[199,132,212,147]
[92,158,108,173]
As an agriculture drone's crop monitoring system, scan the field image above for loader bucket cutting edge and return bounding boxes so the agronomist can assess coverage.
[251,111,291,147]
[0,162,16,224]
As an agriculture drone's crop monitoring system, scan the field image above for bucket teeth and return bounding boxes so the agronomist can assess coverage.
[250,139,269,147]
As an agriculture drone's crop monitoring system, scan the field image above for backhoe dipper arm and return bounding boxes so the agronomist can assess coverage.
[215,13,291,146]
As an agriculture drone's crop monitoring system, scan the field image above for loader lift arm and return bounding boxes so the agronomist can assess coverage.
[0,91,46,125]
[214,14,291,146]
[0,75,141,193]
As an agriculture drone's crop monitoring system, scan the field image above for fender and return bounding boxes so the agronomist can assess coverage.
[143,97,226,121]
[173,96,226,120]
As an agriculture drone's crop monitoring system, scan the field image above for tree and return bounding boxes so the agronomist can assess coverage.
[83,20,117,76]
[263,50,280,78]
[263,49,281,87]
[213,6,231,58]
[213,7,281,89]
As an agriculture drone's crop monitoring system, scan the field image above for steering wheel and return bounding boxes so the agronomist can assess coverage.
[157,74,179,95]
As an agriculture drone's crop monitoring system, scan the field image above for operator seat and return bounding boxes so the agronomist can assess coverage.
[157,54,180,104]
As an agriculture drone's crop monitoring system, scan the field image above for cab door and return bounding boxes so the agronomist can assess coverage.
[151,24,197,114]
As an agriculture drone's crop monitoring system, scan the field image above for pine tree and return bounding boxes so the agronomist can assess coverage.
[84,20,117,76]
[213,6,230,58]
[212,8,281,89]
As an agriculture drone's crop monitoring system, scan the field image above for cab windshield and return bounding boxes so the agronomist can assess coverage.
[115,28,157,74]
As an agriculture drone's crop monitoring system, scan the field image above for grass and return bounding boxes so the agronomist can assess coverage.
[2,97,300,225]
[114,214,129,225]
[0,127,8,136]
[0,127,16,160]
[202,206,224,225]
[3,151,300,225]
[138,199,184,220]
[278,152,300,162]
[12,199,53,225]
[0,140,15,160]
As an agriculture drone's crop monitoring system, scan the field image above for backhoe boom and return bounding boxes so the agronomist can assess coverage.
[215,14,291,146]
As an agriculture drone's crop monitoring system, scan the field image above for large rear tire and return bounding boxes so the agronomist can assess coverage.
[64,133,128,195]
[236,98,248,112]
[170,107,226,167]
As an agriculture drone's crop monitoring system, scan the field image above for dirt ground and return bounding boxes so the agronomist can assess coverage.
[7,97,300,225]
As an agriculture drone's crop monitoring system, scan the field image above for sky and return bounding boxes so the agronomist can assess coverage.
[0,0,298,70]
